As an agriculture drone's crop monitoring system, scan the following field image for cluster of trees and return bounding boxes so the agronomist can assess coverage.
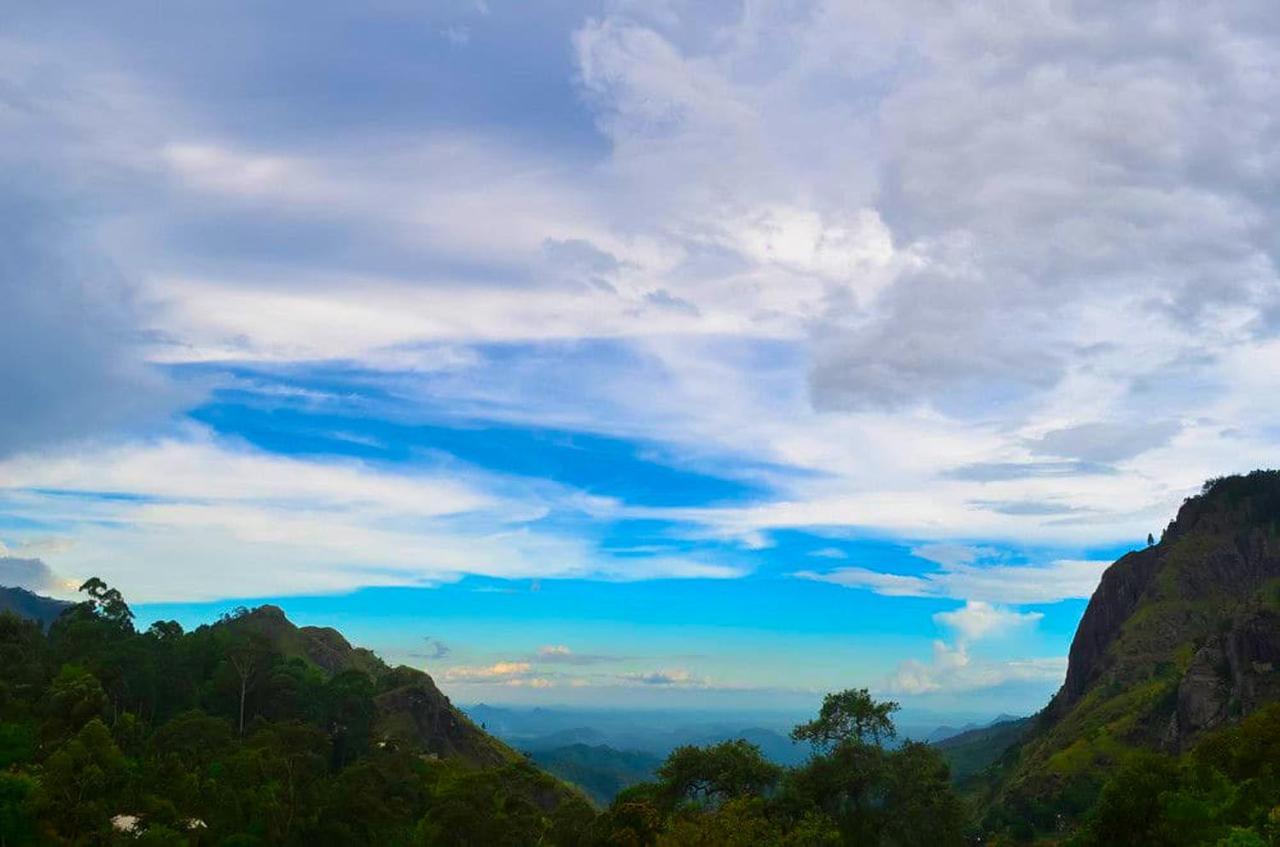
[0,580,594,845]
[1071,703,1280,846]
[0,580,971,845]
[590,688,967,846]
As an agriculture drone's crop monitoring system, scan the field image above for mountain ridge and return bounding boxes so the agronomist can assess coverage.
[985,470,1280,836]
[214,604,520,768]
[0,584,72,629]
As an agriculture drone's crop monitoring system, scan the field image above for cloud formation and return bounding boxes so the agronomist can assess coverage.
[885,641,1066,697]
[794,558,1109,605]
[0,192,183,459]
[0,556,60,593]
[4,2,1280,644]
[934,601,1043,643]
[617,669,705,687]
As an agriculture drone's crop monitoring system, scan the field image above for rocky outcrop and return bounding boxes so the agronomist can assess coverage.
[1047,471,1280,748]
[375,677,512,767]
[1055,547,1162,710]
[1169,608,1280,747]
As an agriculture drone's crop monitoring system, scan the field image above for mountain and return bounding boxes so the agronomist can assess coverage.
[0,587,598,843]
[933,717,1031,782]
[219,605,517,767]
[527,744,662,806]
[0,584,71,629]
[461,703,811,765]
[924,722,980,744]
[987,471,1280,834]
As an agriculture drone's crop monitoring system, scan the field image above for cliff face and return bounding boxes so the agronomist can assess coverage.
[988,473,1280,832]
[1047,472,1280,749]
[221,605,516,767]
[1055,547,1163,708]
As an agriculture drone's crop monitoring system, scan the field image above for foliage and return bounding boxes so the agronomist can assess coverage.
[592,688,966,847]
[530,744,662,806]
[790,688,898,750]
[0,581,581,846]
[1064,704,1280,846]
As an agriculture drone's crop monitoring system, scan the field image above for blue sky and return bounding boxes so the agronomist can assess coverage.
[3,1,1280,717]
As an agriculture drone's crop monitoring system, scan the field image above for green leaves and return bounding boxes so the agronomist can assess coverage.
[789,688,899,751]
[656,739,782,808]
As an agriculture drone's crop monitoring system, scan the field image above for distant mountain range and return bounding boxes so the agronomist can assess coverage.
[465,702,814,767]
[0,585,71,629]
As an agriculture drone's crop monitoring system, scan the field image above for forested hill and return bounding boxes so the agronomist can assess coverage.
[980,470,1280,842]
[0,580,591,844]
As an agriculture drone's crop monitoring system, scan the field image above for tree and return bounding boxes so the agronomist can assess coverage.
[1149,533,1156,546]
[0,772,36,847]
[657,740,782,809]
[321,669,376,767]
[30,718,130,843]
[790,688,898,750]
[880,742,965,847]
[659,797,783,846]
[221,634,270,736]
[78,577,135,631]
[1080,751,1182,846]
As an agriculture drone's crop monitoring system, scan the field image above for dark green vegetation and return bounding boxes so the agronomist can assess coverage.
[592,688,967,846]
[0,579,589,845]
[528,745,661,807]
[0,582,967,845]
[972,471,1280,844]
[934,717,1030,783]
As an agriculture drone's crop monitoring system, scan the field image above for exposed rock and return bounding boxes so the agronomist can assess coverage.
[1055,547,1162,710]
[996,471,1280,822]
[1049,472,1280,749]
[1171,608,1280,747]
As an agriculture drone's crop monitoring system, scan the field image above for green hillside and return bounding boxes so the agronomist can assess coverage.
[934,717,1030,783]
[982,471,1280,842]
[528,744,662,806]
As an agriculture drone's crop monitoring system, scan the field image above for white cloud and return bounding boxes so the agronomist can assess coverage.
[0,430,735,601]
[6,0,1280,605]
[884,641,1067,696]
[443,661,532,681]
[795,559,1109,605]
[933,601,1043,643]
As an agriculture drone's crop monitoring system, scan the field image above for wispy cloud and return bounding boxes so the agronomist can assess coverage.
[794,558,1109,605]
[617,669,706,687]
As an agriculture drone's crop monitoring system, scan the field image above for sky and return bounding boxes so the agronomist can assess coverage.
[2,0,1280,717]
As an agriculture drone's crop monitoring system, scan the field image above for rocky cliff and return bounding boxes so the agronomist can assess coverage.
[989,471,1280,832]
[1047,471,1280,749]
